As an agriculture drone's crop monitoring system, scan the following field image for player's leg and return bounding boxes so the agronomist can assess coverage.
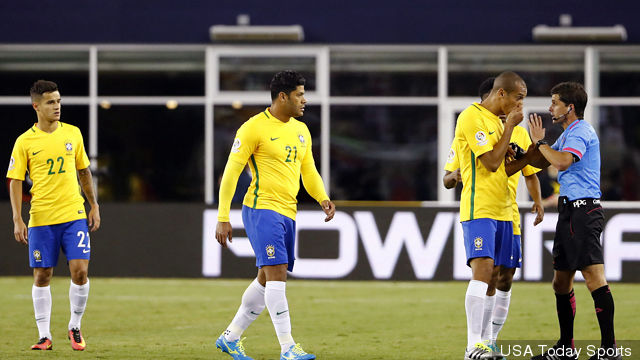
[61,220,92,351]
[462,218,498,359]
[581,264,618,358]
[216,206,261,360]
[480,266,499,343]
[488,227,519,347]
[28,224,60,350]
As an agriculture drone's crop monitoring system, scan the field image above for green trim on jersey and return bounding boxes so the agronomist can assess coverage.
[263,111,270,119]
[471,103,483,112]
[470,151,476,220]
[250,155,260,208]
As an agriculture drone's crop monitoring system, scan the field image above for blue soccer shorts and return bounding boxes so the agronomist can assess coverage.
[28,219,91,268]
[462,218,515,267]
[242,206,296,271]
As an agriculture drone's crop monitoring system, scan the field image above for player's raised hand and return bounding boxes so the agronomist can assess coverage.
[506,103,524,127]
[13,217,28,245]
[216,221,233,248]
[531,202,544,226]
[321,200,336,222]
[528,113,545,143]
[88,205,101,232]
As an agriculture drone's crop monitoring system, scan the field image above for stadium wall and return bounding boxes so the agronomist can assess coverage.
[2,202,640,282]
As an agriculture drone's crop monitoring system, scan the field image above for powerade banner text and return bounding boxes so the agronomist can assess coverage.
[202,206,640,281]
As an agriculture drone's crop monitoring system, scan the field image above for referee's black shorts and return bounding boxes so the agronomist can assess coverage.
[553,196,605,271]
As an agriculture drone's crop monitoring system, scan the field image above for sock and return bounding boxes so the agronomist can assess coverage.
[490,289,511,342]
[481,294,496,342]
[265,281,295,353]
[32,285,52,339]
[224,279,266,341]
[68,279,90,330]
[465,280,488,349]
[591,285,616,349]
[555,289,576,347]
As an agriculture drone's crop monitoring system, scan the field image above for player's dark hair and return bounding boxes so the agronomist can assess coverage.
[270,70,305,100]
[479,77,495,101]
[551,82,587,118]
[30,80,58,102]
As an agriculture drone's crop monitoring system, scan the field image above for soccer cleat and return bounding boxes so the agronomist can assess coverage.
[530,342,578,360]
[280,343,316,360]
[464,342,495,360]
[68,328,86,351]
[31,337,52,350]
[215,334,254,360]
[486,340,506,360]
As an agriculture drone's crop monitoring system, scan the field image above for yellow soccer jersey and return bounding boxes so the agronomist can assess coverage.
[224,108,328,220]
[508,126,540,235]
[455,103,512,222]
[444,138,461,172]
[7,122,90,227]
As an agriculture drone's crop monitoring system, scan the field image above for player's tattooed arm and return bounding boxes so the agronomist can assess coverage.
[78,167,101,231]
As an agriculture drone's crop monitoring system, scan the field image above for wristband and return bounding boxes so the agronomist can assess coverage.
[536,140,548,148]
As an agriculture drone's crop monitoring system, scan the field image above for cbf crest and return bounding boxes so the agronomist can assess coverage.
[474,237,483,250]
[64,139,73,155]
[297,133,306,147]
[266,244,275,259]
[33,250,42,262]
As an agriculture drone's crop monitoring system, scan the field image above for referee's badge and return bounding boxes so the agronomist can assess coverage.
[231,138,241,153]
[266,245,275,259]
[474,237,483,250]
[33,250,42,262]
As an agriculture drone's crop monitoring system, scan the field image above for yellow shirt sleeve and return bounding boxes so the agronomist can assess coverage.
[75,130,90,170]
[6,137,27,181]
[459,114,493,157]
[444,139,460,172]
[300,132,329,204]
[217,160,246,222]
[217,121,260,222]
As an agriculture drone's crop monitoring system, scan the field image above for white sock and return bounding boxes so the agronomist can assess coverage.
[265,281,295,353]
[224,279,266,341]
[465,280,488,349]
[32,285,52,339]
[481,294,496,342]
[68,279,90,330]
[490,289,512,342]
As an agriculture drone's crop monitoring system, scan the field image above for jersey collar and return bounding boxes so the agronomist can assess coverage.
[472,102,501,122]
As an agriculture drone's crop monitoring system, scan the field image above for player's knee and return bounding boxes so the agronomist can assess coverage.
[71,269,88,285]
[497,268,515,291]
[552,278,571,294]
[33,268,53,286]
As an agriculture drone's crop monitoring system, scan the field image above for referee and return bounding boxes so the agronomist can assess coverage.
[528,82,619,360]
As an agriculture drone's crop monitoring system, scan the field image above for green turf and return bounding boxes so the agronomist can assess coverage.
[0,277,636,359]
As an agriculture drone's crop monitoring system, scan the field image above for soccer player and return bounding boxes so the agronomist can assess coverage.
[7,80,100,351]
[528,82,620,360]
[214,70,335,360]
[452,71,526,360]
[445,77,544,358]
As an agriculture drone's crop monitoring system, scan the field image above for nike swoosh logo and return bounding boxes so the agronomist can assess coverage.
[270,137,280,141]
[82,249,90,253]
[32,150,43,155]
[250,311,260,315]
[488,131,495,135]
[276,310,289,315]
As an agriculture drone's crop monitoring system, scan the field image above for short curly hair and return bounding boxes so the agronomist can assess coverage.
[270,70,305,100]
[30,80,58,102]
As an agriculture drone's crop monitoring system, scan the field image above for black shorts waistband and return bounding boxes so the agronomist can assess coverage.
[559,196,601,208]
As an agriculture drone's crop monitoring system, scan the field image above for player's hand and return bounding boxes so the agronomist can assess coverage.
[13,217,28,245]
[532,202,544,226]
[216,221,233,248]
[88,205,101,232]
[505,103,524,127]
[321,200,336,222]
[528,113,545,143]
[506,145,516,160]
[453,169,462,183]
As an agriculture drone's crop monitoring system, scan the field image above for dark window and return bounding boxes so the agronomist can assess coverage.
[219,57,315,92]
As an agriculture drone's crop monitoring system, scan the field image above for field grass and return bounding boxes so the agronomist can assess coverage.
[0,277,637,359]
